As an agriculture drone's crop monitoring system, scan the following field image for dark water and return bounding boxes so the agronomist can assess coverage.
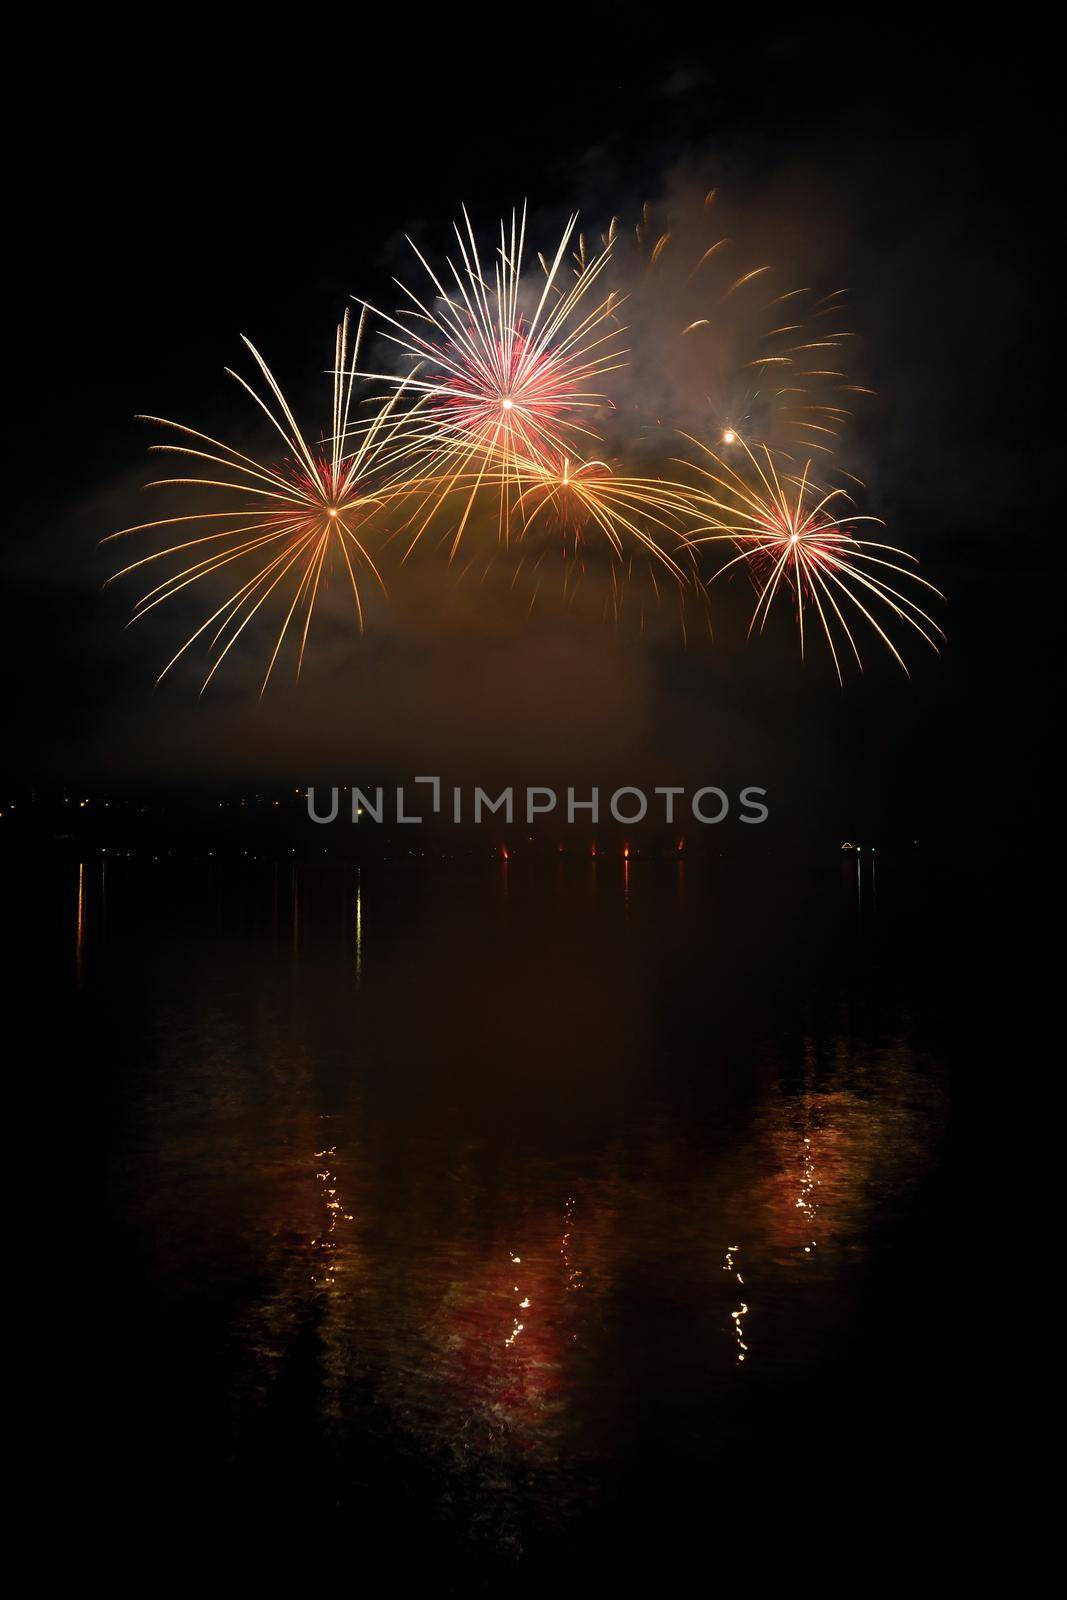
[48,852,966,1578]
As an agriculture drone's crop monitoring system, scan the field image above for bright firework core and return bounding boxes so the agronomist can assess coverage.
[102,307,416,695]
[354,206,627,557]
[680,432,944,683]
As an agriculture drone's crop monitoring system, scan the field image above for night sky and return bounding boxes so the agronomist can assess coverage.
[5,23,1050,846]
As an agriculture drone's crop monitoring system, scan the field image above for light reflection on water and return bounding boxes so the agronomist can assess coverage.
[70,855,947,1556]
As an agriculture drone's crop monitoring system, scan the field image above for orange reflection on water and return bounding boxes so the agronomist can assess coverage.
[724,1244,749,1364]
[75,862,85,984]
[123,939,946,1556]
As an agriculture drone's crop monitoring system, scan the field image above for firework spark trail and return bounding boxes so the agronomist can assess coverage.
[436,448,712,642]
[502,450,695,581]
[677,431,944,682]
[103,310,424,694]
[352,206,628,558]
[620,191,874,466]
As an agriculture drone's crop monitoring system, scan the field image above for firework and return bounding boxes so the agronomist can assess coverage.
[355,206,628,556]
[678,432,943,681]
[615,191,873,466]
[506,451,694,577]
[104,310,417,694]
[439,449,710,640]
[102,191,946,691]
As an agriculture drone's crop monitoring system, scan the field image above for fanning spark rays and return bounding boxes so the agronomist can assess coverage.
[105,310,413,694]
[445,449,711,642]
[507,452,693,580]
[679,433,944,681]
[355,207,628,556]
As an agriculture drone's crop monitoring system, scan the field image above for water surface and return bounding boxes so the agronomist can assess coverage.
[57,852,955,1575]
